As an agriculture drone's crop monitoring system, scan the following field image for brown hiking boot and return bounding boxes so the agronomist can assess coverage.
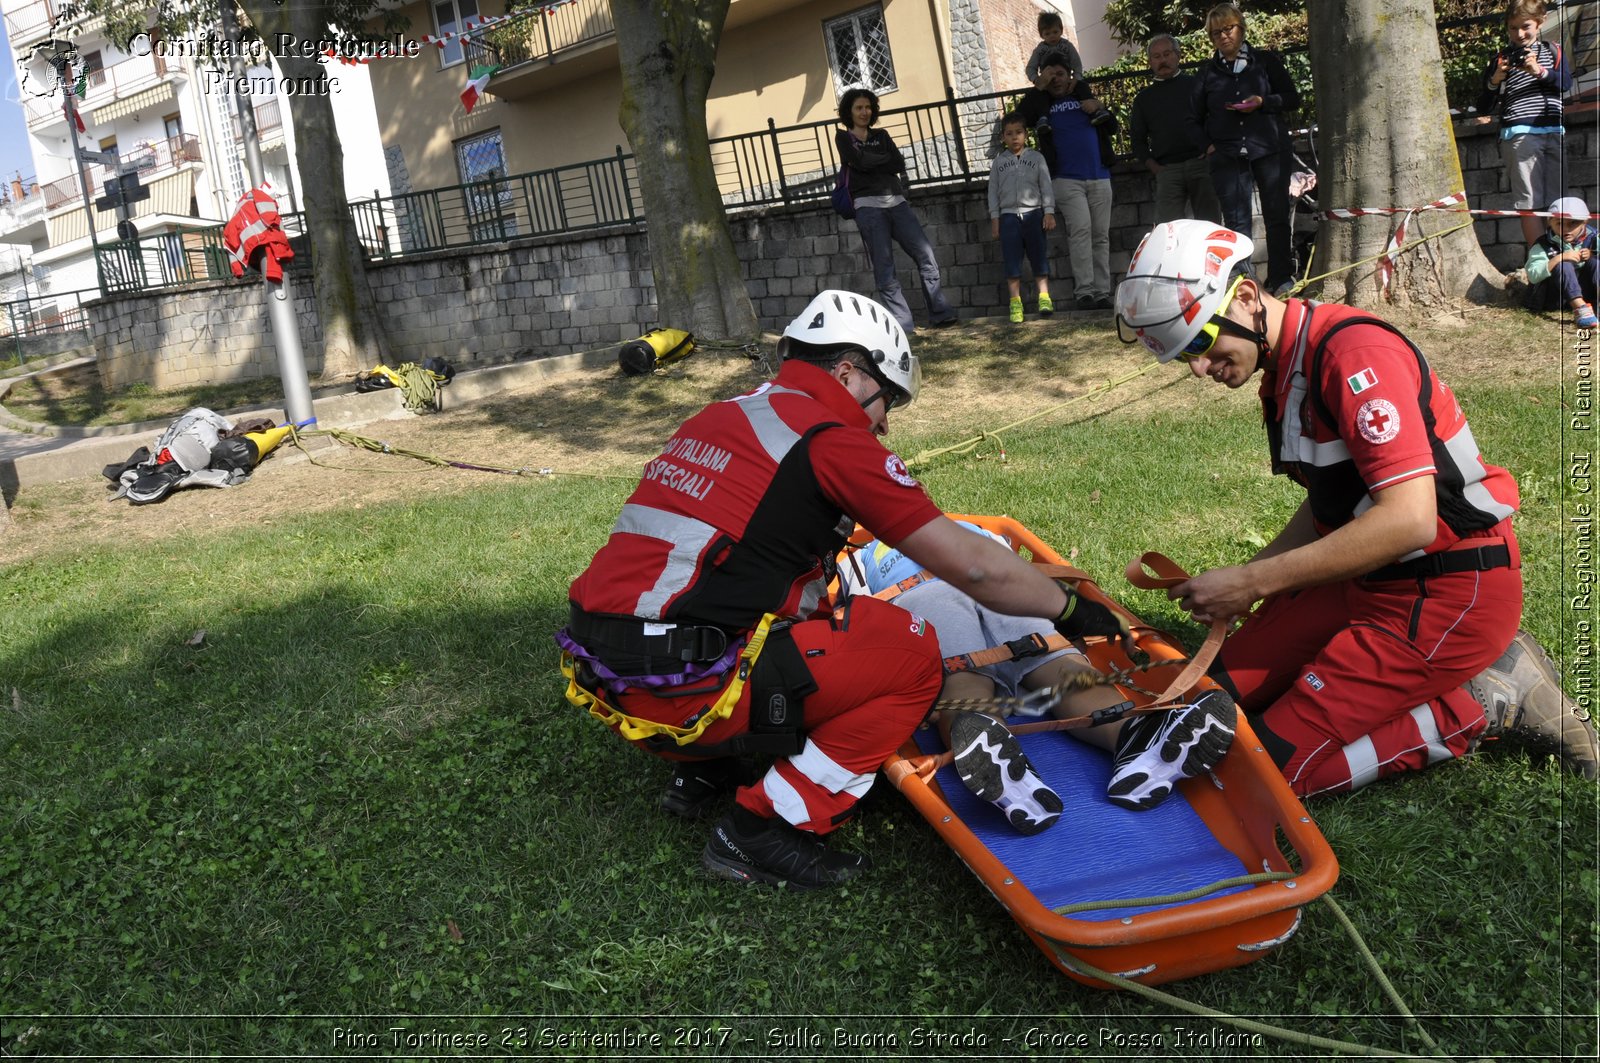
[1467,631,1598,780]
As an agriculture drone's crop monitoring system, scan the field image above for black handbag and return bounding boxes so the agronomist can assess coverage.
[830,165,855,220]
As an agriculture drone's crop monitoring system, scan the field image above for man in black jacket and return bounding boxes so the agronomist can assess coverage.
[1015,54,1119,310]
[1130,34,1220,224]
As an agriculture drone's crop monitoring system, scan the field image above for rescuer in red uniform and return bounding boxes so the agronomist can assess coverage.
[1114,219,1598,793]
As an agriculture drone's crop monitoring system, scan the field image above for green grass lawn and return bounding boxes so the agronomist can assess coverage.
[0,326,1595,1058]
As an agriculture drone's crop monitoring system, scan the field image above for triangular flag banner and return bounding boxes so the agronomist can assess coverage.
[459,63,500,114]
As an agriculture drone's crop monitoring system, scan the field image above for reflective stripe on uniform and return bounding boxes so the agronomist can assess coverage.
[761,764,810,827]
[789,738,876,798]
[612,503,718,618]
[732,385,807,463]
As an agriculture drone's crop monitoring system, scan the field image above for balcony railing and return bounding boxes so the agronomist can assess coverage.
[462,0,614,71]
[231,98,284,142]
[0,287,96,344]
[40,134,202,211]
[23,49,178,129]
[2,0,56,44]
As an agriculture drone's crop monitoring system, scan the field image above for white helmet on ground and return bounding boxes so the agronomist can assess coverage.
[1114,220,1255,362]
[778,289,922,407]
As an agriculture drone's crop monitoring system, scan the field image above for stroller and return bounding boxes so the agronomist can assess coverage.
[1287,148,1320,287]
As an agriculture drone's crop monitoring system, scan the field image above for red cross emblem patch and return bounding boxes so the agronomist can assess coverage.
[1356,398,1401,444]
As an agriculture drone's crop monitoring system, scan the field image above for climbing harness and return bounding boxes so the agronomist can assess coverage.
[559,613,782,746]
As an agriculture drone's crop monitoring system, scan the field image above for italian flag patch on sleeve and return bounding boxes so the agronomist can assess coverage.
[1347,368,1378,394]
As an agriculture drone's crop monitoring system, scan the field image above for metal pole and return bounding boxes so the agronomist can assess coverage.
[218,0,315,426]
[58,64,106,296]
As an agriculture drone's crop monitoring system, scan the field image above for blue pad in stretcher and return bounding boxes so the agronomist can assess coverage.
[917,725,1251,921]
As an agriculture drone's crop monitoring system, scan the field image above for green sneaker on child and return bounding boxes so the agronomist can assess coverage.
[1037,293,1054,317]
[1008,297,1024,324]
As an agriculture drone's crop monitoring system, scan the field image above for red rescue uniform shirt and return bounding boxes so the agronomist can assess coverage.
[1261,299,1519,555]
[569,359,942,631]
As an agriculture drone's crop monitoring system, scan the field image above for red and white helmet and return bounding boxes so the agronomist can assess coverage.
[778,289,921,406]
[1114,220,1255,362]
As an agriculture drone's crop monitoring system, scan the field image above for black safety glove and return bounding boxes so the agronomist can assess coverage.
[1052,585,1133,656]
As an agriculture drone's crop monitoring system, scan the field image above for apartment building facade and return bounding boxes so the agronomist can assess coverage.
[0,0,393,304]
[364,0,1109,200]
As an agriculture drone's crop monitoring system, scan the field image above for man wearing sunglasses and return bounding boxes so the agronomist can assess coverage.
[1114,219,1597,794]
[560,290,1148,891]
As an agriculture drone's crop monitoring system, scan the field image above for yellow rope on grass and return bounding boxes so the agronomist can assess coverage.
[286,426,632,481]
[1287,218,1477,295]
[904,361,1160,471]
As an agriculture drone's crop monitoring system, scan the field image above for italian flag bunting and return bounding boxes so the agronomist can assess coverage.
[460,63,500,114]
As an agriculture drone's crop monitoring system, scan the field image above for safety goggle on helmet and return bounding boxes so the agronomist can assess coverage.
[1113,220,1255,362]
[778,290,922,408]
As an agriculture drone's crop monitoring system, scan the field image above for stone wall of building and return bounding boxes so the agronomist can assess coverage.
[87,117,1596,390]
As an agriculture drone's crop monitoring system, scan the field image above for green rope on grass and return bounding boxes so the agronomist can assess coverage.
[1320,893,1445,1057]
[1062,949,1438,1059]
[1052,891,1446,1059]
[1291,218,1477,295]
[1052,871,1295,915]
[285,426,632,481]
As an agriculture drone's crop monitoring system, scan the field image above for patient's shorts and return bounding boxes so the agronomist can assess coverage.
[893,580,1081,713]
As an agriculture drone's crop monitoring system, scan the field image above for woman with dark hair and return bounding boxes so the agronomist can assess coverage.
[1192,2,1301,295]
[834,87,958,331]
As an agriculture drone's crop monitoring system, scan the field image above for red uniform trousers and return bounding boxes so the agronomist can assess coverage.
[613,597,942,834]
[1217,548,1522,798]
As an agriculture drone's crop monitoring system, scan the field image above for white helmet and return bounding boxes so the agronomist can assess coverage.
[778,290,922,407]
[1114,220,1255,362]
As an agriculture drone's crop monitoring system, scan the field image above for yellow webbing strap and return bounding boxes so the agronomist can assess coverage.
[560,613,782,746]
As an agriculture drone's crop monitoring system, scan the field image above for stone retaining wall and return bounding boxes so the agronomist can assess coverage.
[89,117,1596,390]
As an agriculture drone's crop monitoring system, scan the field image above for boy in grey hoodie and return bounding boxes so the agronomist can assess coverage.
[987,112,1057,323]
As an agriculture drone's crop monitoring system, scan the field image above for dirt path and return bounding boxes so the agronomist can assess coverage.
[0,305,1557,567]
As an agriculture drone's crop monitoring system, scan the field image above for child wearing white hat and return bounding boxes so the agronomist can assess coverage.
[1525,196,1599,327]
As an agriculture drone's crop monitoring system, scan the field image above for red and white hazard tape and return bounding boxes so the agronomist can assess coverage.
[1323,192,1596,299]
[1374,192,1465,298]
[1323,204,1599,221]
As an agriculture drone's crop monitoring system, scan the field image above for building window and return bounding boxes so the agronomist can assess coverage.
[456,129,517,241]
[823,5,897,96]
[433,0,480,68]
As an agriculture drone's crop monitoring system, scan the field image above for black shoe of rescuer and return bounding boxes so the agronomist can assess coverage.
[701,810,869,890]
[660,759,743,819]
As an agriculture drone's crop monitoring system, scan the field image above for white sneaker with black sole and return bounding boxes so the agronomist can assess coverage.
[1107,690,1237,811]
[949,712,1063,835]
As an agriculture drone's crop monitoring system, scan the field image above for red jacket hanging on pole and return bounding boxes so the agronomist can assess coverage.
[224,184,294,282]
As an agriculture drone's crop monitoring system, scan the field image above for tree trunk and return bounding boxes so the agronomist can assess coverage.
[238,0,391,381]
[1307,0,1505,309]
[611,0,758,342]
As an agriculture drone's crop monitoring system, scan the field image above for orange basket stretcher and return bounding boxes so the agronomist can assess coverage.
[876,515,1339,989]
